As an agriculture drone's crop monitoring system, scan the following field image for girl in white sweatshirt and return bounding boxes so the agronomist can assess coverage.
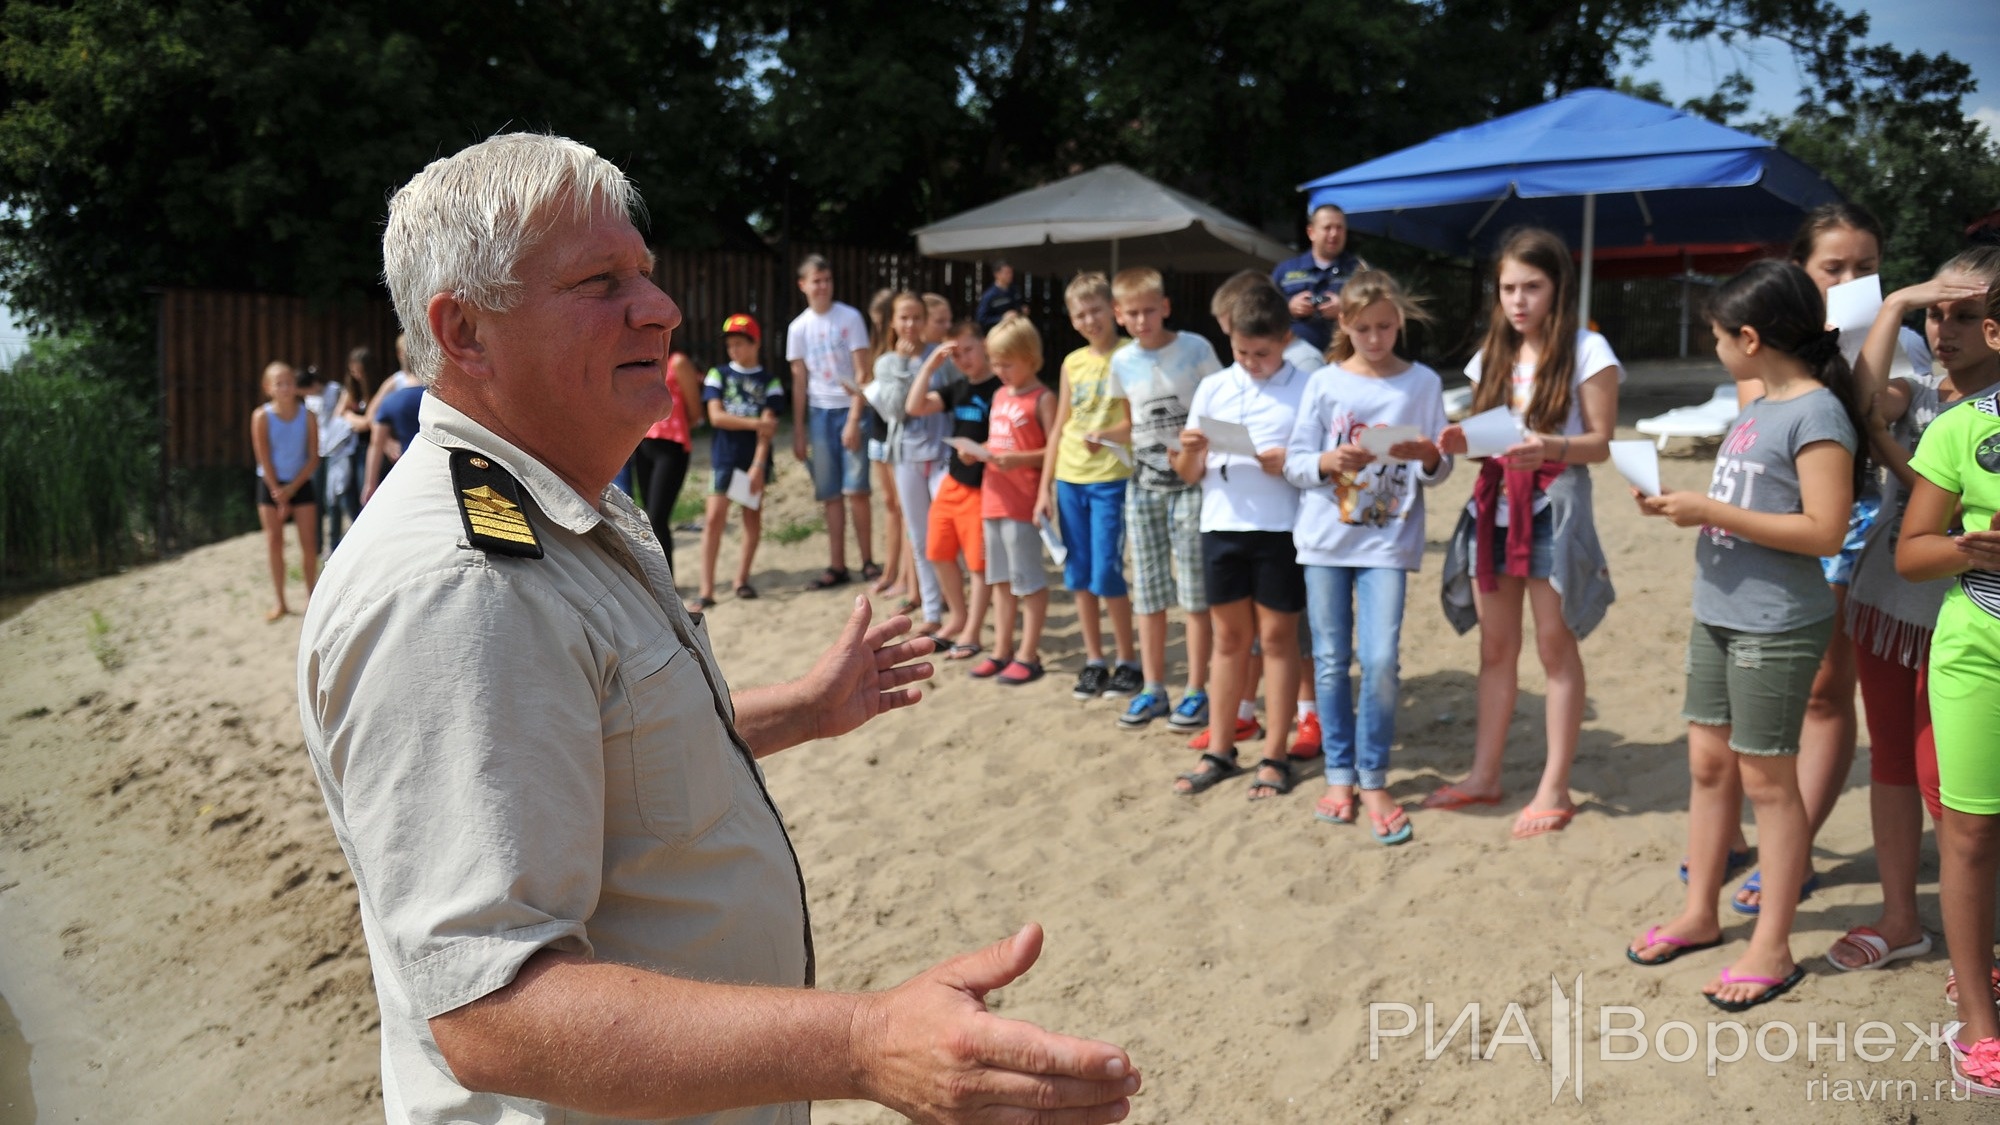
[1284,270,1452,844]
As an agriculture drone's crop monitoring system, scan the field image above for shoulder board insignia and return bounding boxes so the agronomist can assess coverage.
[448,449,544,558]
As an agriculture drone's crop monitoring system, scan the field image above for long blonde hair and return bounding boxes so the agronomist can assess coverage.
[1328,269,1431,363]
[1468,228,1580,435]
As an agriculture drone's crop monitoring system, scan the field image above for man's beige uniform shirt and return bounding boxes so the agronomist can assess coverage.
[298,395,810,1124]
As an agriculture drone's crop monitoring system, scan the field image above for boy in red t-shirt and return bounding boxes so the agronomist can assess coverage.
[979,318,1058,684]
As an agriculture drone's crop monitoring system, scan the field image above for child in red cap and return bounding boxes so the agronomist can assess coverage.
[694,314,786,609]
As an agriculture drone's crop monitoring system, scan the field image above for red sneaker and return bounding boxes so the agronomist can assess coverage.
[1187,717,1261,751]
[1290,711,1323,760]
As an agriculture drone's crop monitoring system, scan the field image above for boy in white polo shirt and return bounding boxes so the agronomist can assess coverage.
[1168,282,1310,800]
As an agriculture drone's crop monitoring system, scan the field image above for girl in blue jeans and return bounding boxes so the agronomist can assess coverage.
[1283,271,1452,844]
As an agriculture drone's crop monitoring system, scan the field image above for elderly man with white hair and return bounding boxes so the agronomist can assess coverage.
[297,133,1139,1125]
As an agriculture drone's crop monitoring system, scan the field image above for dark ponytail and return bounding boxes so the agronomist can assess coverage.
[1709,260,1869,497]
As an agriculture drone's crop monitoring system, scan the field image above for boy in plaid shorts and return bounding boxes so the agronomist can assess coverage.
[1106,267,1221,727]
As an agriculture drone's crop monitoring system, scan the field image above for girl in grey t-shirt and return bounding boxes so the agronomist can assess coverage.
[1626,261,1866,1015]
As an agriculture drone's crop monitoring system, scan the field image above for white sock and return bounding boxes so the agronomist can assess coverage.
[1297,700,1317,718]
[1237,700,1257,722]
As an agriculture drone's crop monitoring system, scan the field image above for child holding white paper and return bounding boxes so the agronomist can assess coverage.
[1284,271,1451,842]
[695,314,784,609]
[1718,204,1937,915]
[1432,227,1621,840]
[908,320,999,662]
[1169,283,1309,799]
[1034,273,1142,714]
[1627,260,1865,1014]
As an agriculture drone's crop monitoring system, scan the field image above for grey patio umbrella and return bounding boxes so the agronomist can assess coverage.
[915,164,1291,276]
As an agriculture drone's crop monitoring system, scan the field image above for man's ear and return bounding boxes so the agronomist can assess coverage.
[428,293,492,380]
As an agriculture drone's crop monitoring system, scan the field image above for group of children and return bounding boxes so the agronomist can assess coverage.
[771,247,1619,856]
[763,209,2000,1086]
[1601,203,2000,1090]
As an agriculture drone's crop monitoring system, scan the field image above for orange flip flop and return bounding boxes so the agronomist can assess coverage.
[1512,806,1576,839]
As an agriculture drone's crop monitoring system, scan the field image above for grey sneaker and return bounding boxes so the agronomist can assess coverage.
[1072,663,1111,700]
[1105,663,1144,697]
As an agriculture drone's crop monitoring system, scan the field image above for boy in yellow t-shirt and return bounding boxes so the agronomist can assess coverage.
[1035,273,1142,708]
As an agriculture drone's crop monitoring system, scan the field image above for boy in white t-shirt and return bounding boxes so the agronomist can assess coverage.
[784,255,877,590]
[1104,267,1222,723]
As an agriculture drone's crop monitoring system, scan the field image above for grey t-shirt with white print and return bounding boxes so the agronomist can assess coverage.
[1692,388,1858,632]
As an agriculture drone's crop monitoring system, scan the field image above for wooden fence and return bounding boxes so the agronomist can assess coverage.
[159,289,401,470]
[155,249,1238,474]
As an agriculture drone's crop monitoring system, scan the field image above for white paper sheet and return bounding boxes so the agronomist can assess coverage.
[1609,440,1662,498]
[1037,515,1068,566]
[1825,275,1883,333]
[726,470,762,510]
[1194,415,1260,457]
[1459,406,1524,459]
[1357,424,1423,459]
[1096,438,1134,466]
[946,437,991,461]
[837,375,864,396]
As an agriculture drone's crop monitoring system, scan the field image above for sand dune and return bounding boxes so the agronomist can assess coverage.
[1,420,1990,1123]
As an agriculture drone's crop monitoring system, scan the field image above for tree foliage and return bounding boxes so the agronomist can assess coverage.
[1,0,1992,355]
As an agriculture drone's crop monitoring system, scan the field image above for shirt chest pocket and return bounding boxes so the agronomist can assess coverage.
[621,639,737,847]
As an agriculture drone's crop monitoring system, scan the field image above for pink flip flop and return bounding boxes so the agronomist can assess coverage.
[1625,926,1724,966]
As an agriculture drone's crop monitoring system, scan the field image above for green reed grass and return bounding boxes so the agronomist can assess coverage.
[0,334,153,584]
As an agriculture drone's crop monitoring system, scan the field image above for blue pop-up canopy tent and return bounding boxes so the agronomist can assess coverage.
[1298,88,1842,325]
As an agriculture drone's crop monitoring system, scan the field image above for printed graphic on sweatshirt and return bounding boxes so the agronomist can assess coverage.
[1331,412,1416,528]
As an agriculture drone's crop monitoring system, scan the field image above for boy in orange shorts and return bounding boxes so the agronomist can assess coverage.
[908,320,1000,662]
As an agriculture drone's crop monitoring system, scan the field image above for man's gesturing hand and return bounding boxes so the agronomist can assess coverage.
[806,596,938,742]
[850,925,1138,1124]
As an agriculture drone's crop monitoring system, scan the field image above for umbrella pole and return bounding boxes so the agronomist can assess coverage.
[1111,238,1120,278]
[1679,247,1691,359]
[1579,194,1596,331]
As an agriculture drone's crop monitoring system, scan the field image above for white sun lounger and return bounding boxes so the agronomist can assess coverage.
[1443,385,1474,421]
[1635,384,1739,450]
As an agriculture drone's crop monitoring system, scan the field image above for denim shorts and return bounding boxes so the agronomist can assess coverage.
[1683,617,1836,756]
[1483,504,1554,580]
[808,406,871,502]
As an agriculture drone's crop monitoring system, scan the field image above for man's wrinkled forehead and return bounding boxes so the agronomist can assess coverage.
[527,192,654,275]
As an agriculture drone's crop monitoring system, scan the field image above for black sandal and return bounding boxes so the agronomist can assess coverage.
[807,567,851,590]
[1175,752,1243,797]
[860,560,884,581]
[1247,758,1294,800]
[735,584,759,600]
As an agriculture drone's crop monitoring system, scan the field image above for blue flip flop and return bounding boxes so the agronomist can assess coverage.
[1370,808,1414,846]
[1680,847,1753,884]
[1730,869,1820,915]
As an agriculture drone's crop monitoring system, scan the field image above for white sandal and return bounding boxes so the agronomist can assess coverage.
[1828,926,1932,972]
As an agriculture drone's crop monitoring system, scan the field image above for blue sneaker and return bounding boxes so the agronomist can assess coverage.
[1117,691,1171,730]
[1167,690,1210,731]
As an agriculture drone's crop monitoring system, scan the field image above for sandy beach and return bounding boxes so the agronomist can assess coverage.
[2,369,1993,1122]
